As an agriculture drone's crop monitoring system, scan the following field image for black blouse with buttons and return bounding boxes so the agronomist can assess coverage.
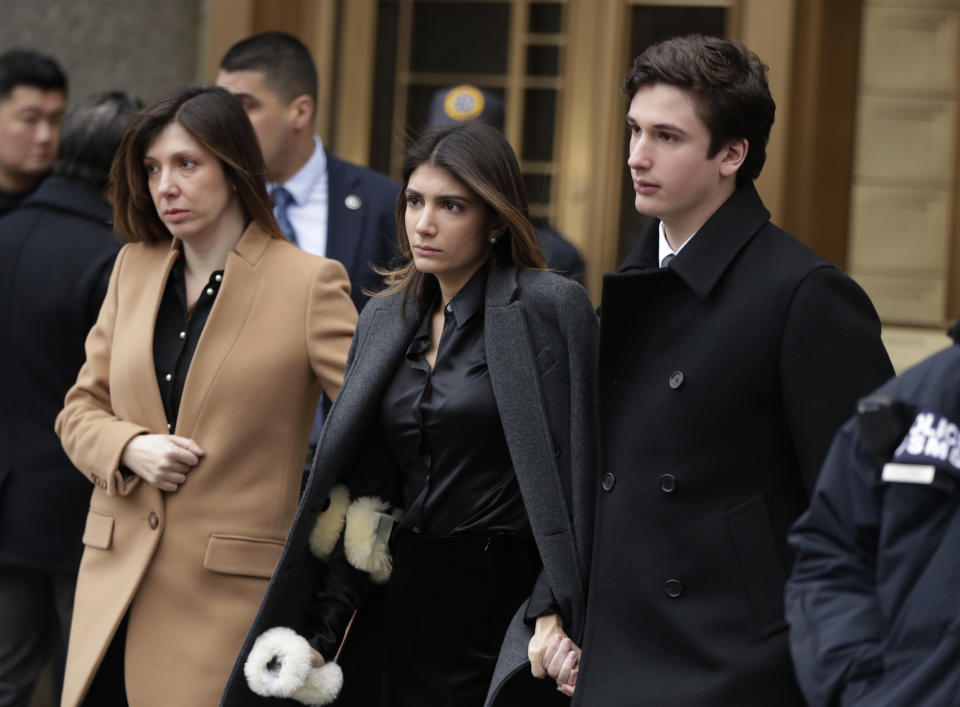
[153,255,223,431]
[379,266,531,537]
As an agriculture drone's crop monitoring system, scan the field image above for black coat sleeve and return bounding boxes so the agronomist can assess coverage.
[779,265,894,494]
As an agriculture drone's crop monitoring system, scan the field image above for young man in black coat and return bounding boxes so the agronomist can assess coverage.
[0,90,140,705]
[538,35,894,705]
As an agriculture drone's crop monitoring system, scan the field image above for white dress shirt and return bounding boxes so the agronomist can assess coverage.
[658,221,696,268]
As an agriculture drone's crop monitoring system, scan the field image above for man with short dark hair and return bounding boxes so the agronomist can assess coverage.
[539,35,893,705]
[0,49,66,217]
[216,32,398,313]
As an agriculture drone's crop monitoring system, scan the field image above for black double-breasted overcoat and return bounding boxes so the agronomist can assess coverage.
[573,183,894,705]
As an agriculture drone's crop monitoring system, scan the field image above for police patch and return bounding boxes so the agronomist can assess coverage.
[893,411,960,470]
[443,85,485,122]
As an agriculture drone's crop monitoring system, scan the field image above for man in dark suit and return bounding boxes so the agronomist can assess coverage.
[0,49,67,217]
[0,90,140,706]
[540,35,894,704]
[216,32,399,313]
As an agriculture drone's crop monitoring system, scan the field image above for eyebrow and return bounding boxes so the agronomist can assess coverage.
[626,115,689,136]
[228,91,258,103]
[15,106,64,116]
[405,187,472,202]
[143,150,200,162]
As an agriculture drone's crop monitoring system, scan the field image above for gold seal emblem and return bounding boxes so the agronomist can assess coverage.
[443,85,485,122]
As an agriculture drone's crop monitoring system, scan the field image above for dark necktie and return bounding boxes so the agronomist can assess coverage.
[661,253,676,269]
[271,186,298,246]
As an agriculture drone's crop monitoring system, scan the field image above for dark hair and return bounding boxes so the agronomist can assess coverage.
[220,32,317,106]
[623,34,775,183]
[379,120,545,312]
[53,91,142,193]
[111,85,282,243]
[0,49,67,100]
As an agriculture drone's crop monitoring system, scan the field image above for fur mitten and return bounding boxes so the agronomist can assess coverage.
[244,627,343,705]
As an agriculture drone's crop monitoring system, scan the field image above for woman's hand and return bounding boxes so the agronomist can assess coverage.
[120,434,204,491]
[310,647,326,668]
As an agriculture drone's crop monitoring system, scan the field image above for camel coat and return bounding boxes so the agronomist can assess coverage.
[55,223,357,706]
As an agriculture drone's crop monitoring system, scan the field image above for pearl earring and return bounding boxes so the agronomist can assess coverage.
[489,236,498,245]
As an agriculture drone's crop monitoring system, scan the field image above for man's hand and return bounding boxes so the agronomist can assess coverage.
[120,434,204,491]
[543,632,580,696]
[529,614,579,695]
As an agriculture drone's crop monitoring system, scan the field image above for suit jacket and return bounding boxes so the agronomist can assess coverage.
[54,223,357,706]
[325,154,400,311]
[0,176,120,572]
[574,183,894,705]
[221,262,599,706]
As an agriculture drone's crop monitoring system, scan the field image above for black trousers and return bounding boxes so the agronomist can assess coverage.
[383,532,540,707]
[81,615,128,707]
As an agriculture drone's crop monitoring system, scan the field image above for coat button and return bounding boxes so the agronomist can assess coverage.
[148,511,159,530]
[659,474,677,493]
[664,579,683,598]
[412,525,422,534]
[668,371,685,390]
[601,473,616,491]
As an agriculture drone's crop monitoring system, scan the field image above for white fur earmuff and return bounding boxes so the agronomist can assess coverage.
[244,626,344,705]
[343,496,395,584]
[308,484,351,560]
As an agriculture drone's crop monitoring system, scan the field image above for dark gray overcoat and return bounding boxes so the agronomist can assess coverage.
[573,183,894,705]
[222,262,598,707]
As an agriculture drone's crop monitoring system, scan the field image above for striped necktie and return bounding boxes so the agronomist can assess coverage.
[271,186,298,246]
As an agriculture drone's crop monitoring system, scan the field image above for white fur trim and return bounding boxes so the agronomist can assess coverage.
[244,626,312,698]
[308,484,350,560]
[292,662,344,705]
[344,496,394,583]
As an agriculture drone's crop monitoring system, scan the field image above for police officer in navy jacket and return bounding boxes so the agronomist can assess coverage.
[787,320,960,707]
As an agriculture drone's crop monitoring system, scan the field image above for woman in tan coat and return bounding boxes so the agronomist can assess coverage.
[54,85,357,706]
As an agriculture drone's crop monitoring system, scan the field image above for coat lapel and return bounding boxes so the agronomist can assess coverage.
[128,244,177,434]
[484,265,579,574]
[309,294,419,491]
[175,224,268,437]
[324,154,363,277]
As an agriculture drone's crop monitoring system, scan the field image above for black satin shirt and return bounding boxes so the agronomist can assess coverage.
[152,254,223,431]
[380,267,531,537]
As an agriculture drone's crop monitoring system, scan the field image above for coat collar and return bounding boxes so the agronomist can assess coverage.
[21,176,112,225]
[485,261,520,308]
[617,182,770,299]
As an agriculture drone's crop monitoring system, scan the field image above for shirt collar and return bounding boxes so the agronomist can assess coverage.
[657,220,696,266]
[270,135,327,206]
[444,265,487,330]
